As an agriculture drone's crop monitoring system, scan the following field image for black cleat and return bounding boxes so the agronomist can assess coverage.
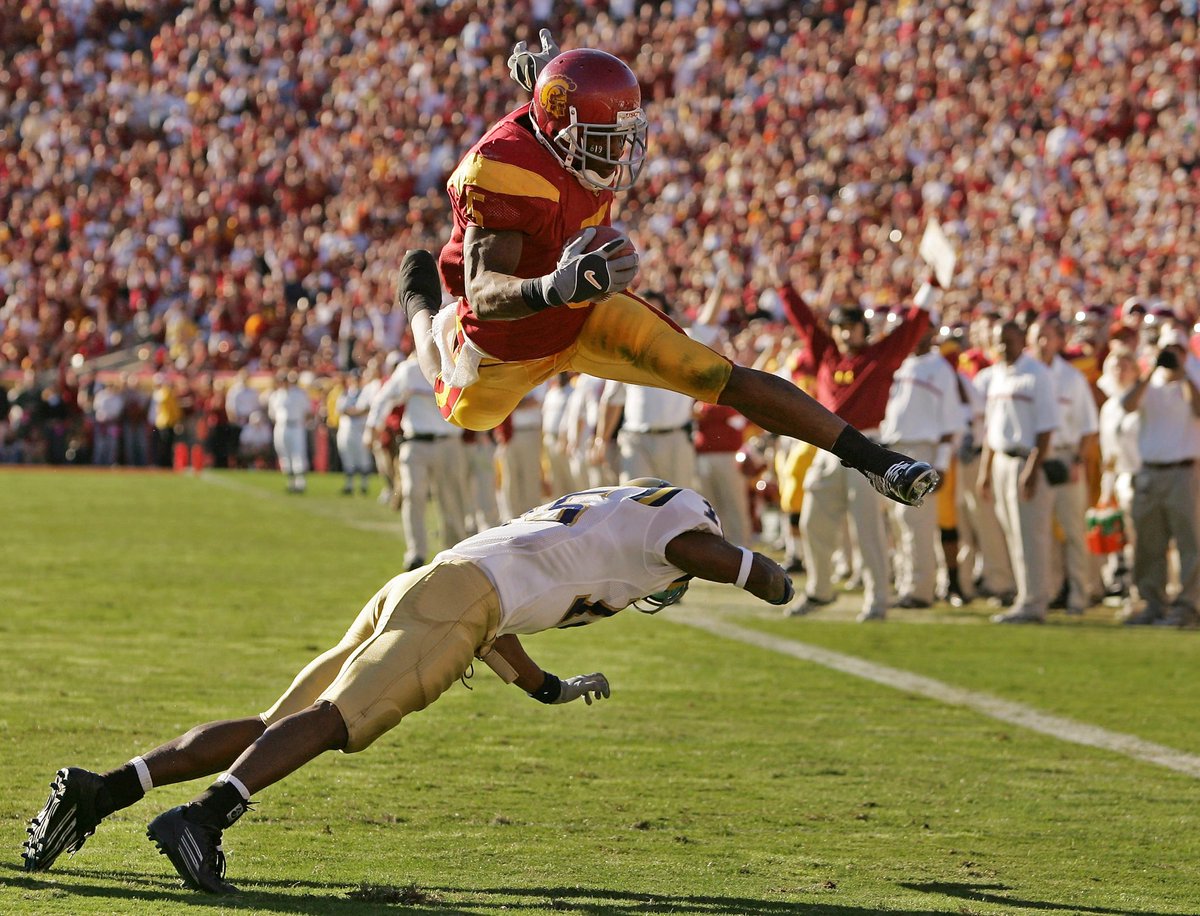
[147,805,238,894]
[22,767,105,871]
[396,249,443,323]
[863,459,939,507]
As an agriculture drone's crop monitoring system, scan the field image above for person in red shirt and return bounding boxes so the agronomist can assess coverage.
[396,43,937,509]
[693,401,752,547]
[779,284,939,621]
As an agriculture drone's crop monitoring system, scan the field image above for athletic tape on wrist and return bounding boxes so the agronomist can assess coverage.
[735,547,755,590]
[529,671,562,704]
[131,756,154,793]
[520,277,555,312]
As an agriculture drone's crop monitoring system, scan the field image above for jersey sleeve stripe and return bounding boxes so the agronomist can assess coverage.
[448,153,561,203]
[630,486,682,507]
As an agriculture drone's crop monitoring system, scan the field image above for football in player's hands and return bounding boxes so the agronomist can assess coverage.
[575,225,636,260]
[546,226,640,305]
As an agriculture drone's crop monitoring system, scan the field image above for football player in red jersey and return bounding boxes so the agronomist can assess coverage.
[399,39,938,507]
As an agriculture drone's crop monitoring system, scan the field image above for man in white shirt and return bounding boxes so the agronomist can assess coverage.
[1097,344,1141,612]
[90,379,126,466]
[977,320,1060,623]
[1120,327,1200,626]
[540,372,577,496]
[23,481,793,893]
[334,372,371,495]
[266,371,311,493]
[593,380,697,489]
[564,374,609,487]
[358,357,396,506]
[1029,317,1102,615]
[497,383,545,519]
[225,369,263,444]
[368,351,468,570]
[879,327,961,607]
[959,365,1016,604]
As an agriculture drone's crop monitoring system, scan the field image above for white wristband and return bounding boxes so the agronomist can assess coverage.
[131,756,153,793]
[734,547,754,589]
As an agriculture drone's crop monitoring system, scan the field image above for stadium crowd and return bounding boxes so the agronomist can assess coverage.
[2,0,1200,624]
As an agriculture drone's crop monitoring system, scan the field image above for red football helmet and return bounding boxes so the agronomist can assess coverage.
[531,49,648,192]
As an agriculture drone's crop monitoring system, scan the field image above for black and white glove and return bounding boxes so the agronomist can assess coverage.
[508,29,560,93]
[556,673,611,705]
[540,228,640,307]
[529,670,611,705]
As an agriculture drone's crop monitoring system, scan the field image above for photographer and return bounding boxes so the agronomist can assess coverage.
[1119,327,1200,627]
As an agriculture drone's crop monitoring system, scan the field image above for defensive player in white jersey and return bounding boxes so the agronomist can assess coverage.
[22,480,793,893]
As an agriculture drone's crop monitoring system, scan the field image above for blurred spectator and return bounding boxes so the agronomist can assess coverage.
[367,350,467,571]
[779,277,939,622]
[150,373,181,468]
[693,401,752,548]
[497,384,546,519]
[461,428,502,534]
[89,378,124,466]
[1028,316,1102,615]
[978,321,1060,624]
[1097,343,1141,608]
[238,410,275,469]
[540,371,578,496]
[594,381,696,489]
[225,370,264,451]
[879,323,961,608]
[1119,327,1200,627]
[334,371,371,495]
[121,375,150,467]
[267,371,311,493]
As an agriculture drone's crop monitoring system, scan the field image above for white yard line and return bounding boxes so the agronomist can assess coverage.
[676,612,1200,779]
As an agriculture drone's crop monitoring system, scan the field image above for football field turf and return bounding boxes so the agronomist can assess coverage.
[2,468,1199,915]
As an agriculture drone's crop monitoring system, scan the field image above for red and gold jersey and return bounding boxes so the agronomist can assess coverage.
[440,104,613,361]
[779,287,931,431]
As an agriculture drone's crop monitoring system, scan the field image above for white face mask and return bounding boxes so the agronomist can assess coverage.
[537,105,649,193]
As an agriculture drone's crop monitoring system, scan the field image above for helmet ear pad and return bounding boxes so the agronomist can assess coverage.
[531,49,648,192]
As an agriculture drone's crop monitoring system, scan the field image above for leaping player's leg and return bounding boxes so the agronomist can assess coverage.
[396,249,444,387]
[570,293,937,507]
[717,366,937,506]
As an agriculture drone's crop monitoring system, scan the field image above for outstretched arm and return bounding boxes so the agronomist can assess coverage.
[664,530,794,605]
[488,634,610,705]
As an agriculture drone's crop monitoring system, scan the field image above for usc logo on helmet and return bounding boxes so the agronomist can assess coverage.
[539,75,577,119]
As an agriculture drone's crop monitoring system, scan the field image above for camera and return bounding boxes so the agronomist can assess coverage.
[1156,349,1181,370]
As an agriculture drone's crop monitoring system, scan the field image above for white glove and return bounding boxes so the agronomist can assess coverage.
[508,29,560,93]
[554,672,611,705]
[542,228,640,306]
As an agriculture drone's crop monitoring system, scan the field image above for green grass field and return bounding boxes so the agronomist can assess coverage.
[2,468,1199,915]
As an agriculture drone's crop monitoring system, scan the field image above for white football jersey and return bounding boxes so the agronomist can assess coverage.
[437,484,723,635]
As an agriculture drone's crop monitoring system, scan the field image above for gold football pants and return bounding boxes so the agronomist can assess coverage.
[437,292,733,431]
[260,559,500,752]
